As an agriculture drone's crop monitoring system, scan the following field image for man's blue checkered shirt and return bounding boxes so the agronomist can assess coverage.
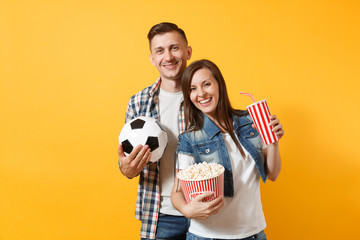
[122,78,185,239]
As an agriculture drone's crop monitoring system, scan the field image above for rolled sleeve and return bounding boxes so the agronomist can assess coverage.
[176,153,195,170]
[176,133,193,155]
[125,99,135,123]
[176,133,196,170]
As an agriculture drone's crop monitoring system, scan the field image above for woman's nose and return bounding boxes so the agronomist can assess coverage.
[197,88,206,97]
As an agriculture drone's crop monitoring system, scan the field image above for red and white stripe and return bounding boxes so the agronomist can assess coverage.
[179,172,224,203]
[246,99,278,145]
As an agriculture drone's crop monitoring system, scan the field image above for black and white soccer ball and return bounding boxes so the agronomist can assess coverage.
[118,116,168,163]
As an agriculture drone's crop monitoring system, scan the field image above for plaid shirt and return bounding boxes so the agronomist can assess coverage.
[124,78,185,239]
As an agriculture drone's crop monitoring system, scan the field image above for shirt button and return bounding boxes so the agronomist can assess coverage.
[205,149,210,153]
[250,132,255,136]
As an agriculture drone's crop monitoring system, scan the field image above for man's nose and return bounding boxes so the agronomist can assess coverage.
[164,50,174,61]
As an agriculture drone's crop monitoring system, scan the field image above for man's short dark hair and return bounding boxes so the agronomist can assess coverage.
[147,22,188,47]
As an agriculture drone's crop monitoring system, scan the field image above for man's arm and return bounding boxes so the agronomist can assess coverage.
[117,97,151,179]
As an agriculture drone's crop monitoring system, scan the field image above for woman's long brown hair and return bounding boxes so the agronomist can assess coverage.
[182,59,246,157]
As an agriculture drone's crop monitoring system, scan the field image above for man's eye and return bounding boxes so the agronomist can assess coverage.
[157,50,163,53]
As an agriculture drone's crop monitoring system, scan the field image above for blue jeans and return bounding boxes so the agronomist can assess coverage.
[141,213,189,240]
[186,230,267,240]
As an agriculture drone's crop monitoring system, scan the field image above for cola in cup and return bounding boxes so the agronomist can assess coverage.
[246,99,278,145]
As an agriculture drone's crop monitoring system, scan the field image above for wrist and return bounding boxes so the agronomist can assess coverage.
[119,161,133,179]
[181,204,192,219]
[269,141,279,148]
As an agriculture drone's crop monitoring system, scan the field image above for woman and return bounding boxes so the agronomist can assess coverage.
[171,59,284,240]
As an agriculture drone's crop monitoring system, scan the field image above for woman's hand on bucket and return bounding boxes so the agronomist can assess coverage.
[182,192,224,220]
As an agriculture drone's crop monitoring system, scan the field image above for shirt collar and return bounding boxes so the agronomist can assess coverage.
[148,77,184,104]
[148,77,161,97]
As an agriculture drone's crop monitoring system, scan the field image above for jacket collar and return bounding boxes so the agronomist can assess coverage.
[202,112,252,139]
[203,114,222,139]
[233,113,252,130]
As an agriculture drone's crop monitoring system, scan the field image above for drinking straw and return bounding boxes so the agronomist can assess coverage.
[240,92,256,103]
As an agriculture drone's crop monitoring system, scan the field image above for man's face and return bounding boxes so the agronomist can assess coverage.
[149,31,192,82]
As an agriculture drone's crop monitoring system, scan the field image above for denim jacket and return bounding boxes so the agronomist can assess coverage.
[176,112,267,197]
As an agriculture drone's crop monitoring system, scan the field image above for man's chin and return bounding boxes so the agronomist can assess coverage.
[161,73,182,81]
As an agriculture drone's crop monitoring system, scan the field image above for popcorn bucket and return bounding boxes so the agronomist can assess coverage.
[178,171,224,203]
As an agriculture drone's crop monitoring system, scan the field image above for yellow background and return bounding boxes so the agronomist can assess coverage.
[1,0,359,239]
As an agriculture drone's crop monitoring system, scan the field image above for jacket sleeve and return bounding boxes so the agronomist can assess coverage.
[176,133,193,156]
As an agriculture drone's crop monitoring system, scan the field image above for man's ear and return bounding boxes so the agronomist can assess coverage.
[187,46,193,60]
[149,54,156,67]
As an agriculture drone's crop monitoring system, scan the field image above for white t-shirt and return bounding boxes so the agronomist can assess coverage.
[177,132,266,238]
[158,88,183,216]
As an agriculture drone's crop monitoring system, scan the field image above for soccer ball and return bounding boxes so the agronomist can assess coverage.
[118,116,168,163]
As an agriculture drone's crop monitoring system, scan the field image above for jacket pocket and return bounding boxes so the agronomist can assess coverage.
[241,123,259,138]
[195,141,220,163]
[239,124,263,150]
[244,129,259,139]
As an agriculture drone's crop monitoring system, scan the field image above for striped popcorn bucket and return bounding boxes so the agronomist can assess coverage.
[178,171,224,204]
[246,99,278,145]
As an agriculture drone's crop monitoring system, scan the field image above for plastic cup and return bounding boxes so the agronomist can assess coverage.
[246,99,278,145]
[178,171,224,203]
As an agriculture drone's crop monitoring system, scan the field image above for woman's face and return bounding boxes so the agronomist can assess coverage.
[189,68,219,119]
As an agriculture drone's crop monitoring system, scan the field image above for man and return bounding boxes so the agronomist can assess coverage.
[118,22,192,240]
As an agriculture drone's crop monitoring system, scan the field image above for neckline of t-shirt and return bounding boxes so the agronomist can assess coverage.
[159,88,183,97]
[222,132,234,137]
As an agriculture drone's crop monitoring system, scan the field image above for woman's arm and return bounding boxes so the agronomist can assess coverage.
[263,115,284,181]
[171,174,224,220]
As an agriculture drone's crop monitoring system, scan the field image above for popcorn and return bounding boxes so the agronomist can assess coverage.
[178,162,225,181]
